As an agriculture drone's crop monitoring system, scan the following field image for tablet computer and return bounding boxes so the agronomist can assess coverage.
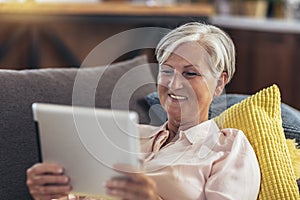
[32,103,141,198]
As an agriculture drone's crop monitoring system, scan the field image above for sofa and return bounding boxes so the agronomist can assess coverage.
[0,55,299,199]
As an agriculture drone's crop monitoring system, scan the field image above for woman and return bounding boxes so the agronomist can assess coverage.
[26,22,261,200]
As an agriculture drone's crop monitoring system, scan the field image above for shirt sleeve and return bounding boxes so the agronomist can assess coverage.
[204,129,261,200]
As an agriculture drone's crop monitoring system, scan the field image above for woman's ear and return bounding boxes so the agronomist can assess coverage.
[214,72,228,97]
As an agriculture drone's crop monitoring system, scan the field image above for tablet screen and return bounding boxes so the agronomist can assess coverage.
[32,103,141,198]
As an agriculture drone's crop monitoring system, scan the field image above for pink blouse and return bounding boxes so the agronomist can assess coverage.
[139,119,261,200]
[67,119,260,200]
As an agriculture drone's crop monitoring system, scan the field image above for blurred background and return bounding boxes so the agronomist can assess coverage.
[0,0,299,110]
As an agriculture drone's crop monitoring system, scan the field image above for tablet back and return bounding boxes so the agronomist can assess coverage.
[32,103,141,198]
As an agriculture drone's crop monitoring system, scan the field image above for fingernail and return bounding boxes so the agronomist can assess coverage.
[58,168,63,173]
[64,177,69,182]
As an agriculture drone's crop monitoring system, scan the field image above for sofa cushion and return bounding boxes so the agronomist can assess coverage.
[0,55,156,199]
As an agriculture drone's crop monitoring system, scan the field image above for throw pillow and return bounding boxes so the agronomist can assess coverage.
[287,139,300,179]
[214,85,299,200]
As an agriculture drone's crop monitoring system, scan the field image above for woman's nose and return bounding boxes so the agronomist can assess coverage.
[168,72,183,90]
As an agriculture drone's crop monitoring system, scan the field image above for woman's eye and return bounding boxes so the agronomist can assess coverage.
[183,72,200,77]
[160,69,174,75]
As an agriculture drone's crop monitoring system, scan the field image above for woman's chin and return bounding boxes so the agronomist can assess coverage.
[168,116,201,131]
[167,111,194,123]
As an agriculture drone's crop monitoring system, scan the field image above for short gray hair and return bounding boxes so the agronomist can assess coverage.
[155,22,236,84]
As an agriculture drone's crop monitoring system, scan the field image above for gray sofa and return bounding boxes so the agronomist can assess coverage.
[0,55,157,199]
[0,55,299,199]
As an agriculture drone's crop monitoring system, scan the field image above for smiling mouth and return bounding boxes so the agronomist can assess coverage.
[169,93,188,100]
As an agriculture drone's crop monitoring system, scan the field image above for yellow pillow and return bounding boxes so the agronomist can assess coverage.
[214,85,300,200]
[287,139,300,179]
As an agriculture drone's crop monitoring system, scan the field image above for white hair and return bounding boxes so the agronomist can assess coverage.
[155,22,236,84]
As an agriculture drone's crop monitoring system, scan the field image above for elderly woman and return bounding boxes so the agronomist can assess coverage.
[26,22,261,200]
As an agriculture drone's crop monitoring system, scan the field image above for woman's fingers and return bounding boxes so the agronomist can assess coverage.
[105,173,158,200]
[26,163,71,200]
[29,184,71,195]
[106,180,155,199]
[27,163,64,177]
[27,174,70,186]
[26,163,69,187]
[28,192,68,200]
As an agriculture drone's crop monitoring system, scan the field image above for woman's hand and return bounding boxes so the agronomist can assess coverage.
[26,163,71,200]
[105,165,160,200]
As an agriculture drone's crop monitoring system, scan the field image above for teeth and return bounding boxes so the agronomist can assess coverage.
[170,94,187,100]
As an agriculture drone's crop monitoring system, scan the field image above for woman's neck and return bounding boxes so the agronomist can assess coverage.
[165,120,193,146]
[167,116,208,137]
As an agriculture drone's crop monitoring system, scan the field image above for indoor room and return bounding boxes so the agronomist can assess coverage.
[0,0,299,199]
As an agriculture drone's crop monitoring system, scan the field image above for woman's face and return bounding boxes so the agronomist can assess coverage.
[158,42,223,127]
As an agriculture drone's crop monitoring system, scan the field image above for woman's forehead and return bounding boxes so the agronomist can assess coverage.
[173,42,208,56]
[164,42,211,68]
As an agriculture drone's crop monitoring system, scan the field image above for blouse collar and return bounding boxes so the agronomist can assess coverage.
[154,119,220,145]
[183,119,220,144]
